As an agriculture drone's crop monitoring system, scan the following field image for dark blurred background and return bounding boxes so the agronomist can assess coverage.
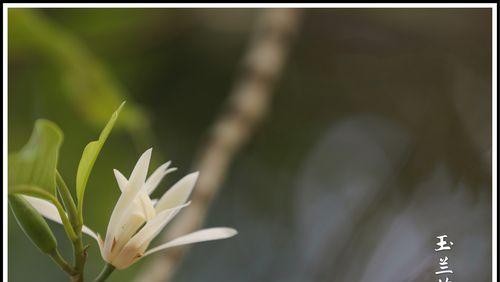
[8,8,492,282]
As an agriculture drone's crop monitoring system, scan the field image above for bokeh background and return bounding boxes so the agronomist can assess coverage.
[8,8,492,282]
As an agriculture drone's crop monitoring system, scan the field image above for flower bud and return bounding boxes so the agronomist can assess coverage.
[9,194,57,254]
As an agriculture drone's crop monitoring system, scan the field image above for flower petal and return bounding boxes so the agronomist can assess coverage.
[144,227,238,256]
[155,172,199,212]
[113,169,128,192]
[110,210,147,261]
[122,202,190,253]
[144,161,174,195]
[137,193,156,220]
[115,168,156,220]
[127,148,153,189]
[23,195,99,241]
[113,160,176,219]
[104,148,152,258]
[115,162,176,195]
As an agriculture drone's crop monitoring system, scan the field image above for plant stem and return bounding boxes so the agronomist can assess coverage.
[56,173,86,281]
[50,196,78,241]
[94,263,115,282]
[49,248,76,275]
[56,171,80,229]
[55,174,87,282]
[70,234,87,282]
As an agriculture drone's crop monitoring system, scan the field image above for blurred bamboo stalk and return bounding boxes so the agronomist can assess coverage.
[135,8,301,282]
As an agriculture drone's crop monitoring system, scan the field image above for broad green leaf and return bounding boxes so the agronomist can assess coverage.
[76,102,125,218]
[9,194,58,254]
[9,120,63,196]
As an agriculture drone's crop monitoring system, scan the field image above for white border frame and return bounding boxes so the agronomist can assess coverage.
[2,3,497,282]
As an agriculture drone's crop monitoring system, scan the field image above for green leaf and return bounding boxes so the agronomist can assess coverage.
[9,194,58,254]
[9,119,63,196]
[76,102,125,218]
[9,184,54,200]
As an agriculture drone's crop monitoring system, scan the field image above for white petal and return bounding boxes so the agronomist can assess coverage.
[138,193,156,220]
[82,226,99,241]
[113,169,128,192]
[155,172,199,212]
[23,196,99,241]
[114,163,176,195]
[104,149,152,257]
[123,202,190,252]
[146,167,177,195]
[23,196,61,223]
[127,148,153,189]
[109,242,142,269]
[115,168,156,220]
[143,161,172,195]
[108,211,146,262]
[97,233,105,258]
[144,228,237,256]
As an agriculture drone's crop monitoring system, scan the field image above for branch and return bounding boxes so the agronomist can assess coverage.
[134,8,301,282]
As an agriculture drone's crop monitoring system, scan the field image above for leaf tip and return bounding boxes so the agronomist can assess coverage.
[34,119,64,141]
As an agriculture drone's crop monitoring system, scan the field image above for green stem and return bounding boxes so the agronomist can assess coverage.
[94,263,115,282]
[76,236,86,273]
[48,248,76,275]
[56,173,86,281]
[50,196,78,241]
[54,177,87,282]
[56,171,80,229]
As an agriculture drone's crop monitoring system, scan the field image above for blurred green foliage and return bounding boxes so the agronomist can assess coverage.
[9,9,151,147]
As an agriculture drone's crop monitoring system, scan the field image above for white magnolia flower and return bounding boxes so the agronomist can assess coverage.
[24,148,237,269]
